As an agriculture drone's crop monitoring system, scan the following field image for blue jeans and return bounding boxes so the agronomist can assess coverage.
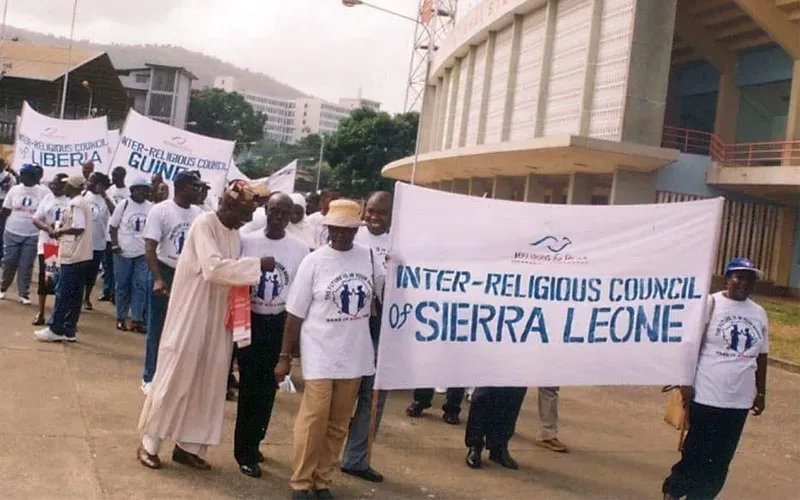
[142,263,175,383]
[113,254,149,322]
[102,248,114,298]
[1,231,38,298]
[48,260,90,338]
[341,315,388,471]
[0,215,5,261]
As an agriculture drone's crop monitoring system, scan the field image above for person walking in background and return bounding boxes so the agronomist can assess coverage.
[82,161,95,181]
[274,199,384,500]
[109,178,153,333]
[100,167,130,303]
[406,388,466,425]
[286,193,315,250]
[234,193,308,478]
[0,158,18,263]
[305,189,339,250]
[32,174,70,325]
[341,191,392,483]
[140,171,204,393]
[0,164,48,305]
[663,258,768,500]
[81,173,115,311]
[34,175,93,343]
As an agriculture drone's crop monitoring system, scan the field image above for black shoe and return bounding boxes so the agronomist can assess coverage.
[405,401,431,417]
[84,299,93,311]
[98,295,112,302]
[239,463,262,478]
[226,388,237,401]
[315,489,334,499]
[489,448,519,470]
[258,451,266,463]
[466,446,482,469]
[341,466,384,483]
[442,412,461,425]
[291,491,314,500]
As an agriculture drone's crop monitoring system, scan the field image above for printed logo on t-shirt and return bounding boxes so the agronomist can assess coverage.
[253,262,289,305]
[20,196,34,208]
[90,200,103,220]
[325,272,373,321]
[713,315,763,358]
[125,213,147,233]
[53,206,64,222]
[167,222,191,256]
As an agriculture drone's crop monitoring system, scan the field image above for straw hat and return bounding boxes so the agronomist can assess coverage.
[322,199,364,228]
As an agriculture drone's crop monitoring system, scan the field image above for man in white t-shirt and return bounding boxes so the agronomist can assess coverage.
[35,175,93,342]
[109,178,153,332]
[32,174,70,325]
[341,191,392,483]
[275,199,384,499]
[664,257,769,500]
[0,164,48,304]
[305,189,339,250]
[141,171,205,390]
[234,193,308,478]
[100,167,131,303]
[82,172,116,311]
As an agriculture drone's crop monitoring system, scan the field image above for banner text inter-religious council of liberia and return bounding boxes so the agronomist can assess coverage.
[374,184,724,390]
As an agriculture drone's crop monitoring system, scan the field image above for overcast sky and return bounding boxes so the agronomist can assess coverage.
[2,0,480,113]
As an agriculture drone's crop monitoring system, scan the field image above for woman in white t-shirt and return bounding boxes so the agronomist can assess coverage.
[663,257,769,500]
[0,164,48,304]
[275,199,384,499]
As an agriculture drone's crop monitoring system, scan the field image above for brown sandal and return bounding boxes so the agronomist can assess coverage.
[137,445,162,469]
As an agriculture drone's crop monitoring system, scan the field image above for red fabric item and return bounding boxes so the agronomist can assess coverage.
[225,286,252,347]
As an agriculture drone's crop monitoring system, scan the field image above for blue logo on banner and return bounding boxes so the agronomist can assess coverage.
[530,235,572,253]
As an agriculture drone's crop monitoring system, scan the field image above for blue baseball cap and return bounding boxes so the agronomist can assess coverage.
[725,257,762,277]
[174,170,203,187]
[130,178,150,189]
[20,164,37,175]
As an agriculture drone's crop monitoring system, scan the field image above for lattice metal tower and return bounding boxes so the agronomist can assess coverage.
[404,0,459,112]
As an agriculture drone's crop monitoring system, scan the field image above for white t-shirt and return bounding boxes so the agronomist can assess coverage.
[286,219,316,250]
[59,196,93,265]
[106,185,130,205]
[34,194,70,254]
[354,227,391,274]
[109,198,154,259]
[241,231,309,316]
[142,199,204,268]
[2,184,47,237]
[306,211,328,250]
[286,243,384,380]
[83,192,111,251]
[693,292,769,409]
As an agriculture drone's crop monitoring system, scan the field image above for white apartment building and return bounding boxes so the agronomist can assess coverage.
[213,76,380,143]
[118,64,195,129]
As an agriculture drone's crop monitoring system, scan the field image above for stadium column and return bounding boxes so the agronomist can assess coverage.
[609,170,658,205]
[524,175,546,203]
[566,173,593,205]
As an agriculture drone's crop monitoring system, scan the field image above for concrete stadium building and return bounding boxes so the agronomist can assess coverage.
[382,0,800,292]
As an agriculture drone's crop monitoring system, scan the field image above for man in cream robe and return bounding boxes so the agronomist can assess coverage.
[137,181,270,470]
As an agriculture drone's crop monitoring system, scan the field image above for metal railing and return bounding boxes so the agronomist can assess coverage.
[661,126,800,167]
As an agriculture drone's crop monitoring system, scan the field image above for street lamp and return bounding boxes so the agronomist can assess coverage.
[81,80,93,118]
[342,0,433,185]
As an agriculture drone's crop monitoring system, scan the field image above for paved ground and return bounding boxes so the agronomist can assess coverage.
[1,288,799,499]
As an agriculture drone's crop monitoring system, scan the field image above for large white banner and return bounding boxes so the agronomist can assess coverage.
[110,110,233,197]
[227,160,297,194]
[374,184,724,390]
[12,102,109,179]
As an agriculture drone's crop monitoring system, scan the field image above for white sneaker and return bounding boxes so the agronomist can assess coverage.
[63,336,77,343]
[140,381,151,396]
[0,291,5,300]
[19,296,31,306]
[34,328,65,342]
[435,387,447,394]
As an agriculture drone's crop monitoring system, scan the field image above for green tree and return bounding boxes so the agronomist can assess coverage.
[324,108,418,198]
[187,88,266,152]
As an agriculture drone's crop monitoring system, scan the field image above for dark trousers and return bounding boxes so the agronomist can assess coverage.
[0,215,5,261]
[663,402,748,500]
[465,387,527,451]
[413,387,465,416]
[83,250,104,299]
[142,263,175,383]
[48,261,90,338]
[101,247,114,298]
[234,312,286,465]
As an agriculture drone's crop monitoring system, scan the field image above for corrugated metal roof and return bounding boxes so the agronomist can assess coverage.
[0,41,105,82]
